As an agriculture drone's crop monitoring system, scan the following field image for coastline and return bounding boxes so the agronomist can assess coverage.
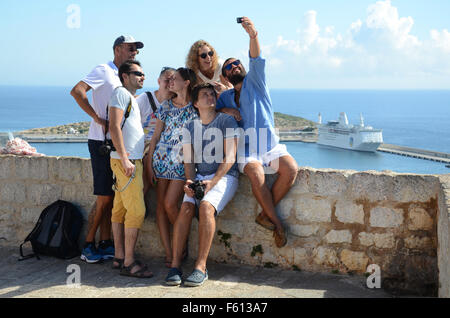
[11,112,318,143]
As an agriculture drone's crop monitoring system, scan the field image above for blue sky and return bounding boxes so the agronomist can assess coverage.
[1,0,450,89]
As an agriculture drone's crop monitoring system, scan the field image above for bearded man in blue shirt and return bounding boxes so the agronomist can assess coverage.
[216,17,298,248]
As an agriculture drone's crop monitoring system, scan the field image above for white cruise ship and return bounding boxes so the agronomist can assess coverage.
[317,112,383,152]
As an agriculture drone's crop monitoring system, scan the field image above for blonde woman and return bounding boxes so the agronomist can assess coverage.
[186,40,232,96]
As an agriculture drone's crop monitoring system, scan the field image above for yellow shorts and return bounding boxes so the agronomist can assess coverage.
[110,159,145,229]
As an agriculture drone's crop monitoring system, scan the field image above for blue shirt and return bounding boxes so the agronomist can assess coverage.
[216,54,279,157]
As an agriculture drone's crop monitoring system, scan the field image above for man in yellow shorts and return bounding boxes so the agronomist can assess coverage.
[108,59,153,278]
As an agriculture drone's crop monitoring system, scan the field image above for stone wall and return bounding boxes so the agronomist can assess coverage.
[1,155,449,297]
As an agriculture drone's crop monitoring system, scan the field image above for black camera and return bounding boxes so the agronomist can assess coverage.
[236,17,243,23]
[98,139,115,156]
[188,180,206,200]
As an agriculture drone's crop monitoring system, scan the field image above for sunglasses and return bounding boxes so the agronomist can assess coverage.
[127,71,145,77]
[199,51,214,59]
[224,60,241,71]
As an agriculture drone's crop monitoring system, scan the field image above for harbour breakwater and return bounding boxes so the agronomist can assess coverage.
[4,132,449,165]
[0,154,449,297]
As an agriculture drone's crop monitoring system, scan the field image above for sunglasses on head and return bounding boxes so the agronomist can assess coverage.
[127,71,145,77]
[199,51,214,59]
[224,60,241,71]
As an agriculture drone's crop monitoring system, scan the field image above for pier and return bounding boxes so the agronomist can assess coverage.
[377,143,450,164]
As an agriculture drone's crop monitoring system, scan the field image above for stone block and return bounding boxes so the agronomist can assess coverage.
[324,230,352,244]
[293,247,308,264]
[370,207,404,228]
[81,159,93,183]
[55,157,83,183]
[27,184,62,205]
[21,207,44,224]
[308,170,348,197]
[295,197,332,223]
[358,232,374,246]
[0,156,14,179]
[405,236,432,249]
[374,233,395,249]
[335,201,365,224]
[358,232,395,249]
[312,246,339,266]
[15,157,48,180]
[348,173,395,201]
[408,206,433,231]
[277,197,294,221]
[0,183,26,203]
[290,224,319,237]
[216,219,244,237]
[62,184,95,206]
[393,175,439,203]
[340,249,369,272]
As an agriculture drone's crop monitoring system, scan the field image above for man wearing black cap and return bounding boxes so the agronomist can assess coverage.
[70,35,144,263]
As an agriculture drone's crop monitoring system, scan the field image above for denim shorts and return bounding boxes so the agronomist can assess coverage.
[88,139,114,196]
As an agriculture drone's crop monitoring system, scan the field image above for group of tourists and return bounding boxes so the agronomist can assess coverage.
[70,17,298,287]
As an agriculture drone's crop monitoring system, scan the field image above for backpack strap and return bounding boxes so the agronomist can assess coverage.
[145,91,158,113]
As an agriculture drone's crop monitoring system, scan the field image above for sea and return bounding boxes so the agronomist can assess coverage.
[1,86,449,175]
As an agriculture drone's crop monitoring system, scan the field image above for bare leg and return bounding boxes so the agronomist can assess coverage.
[112,222,125,264]
[124,228,139,266]
[123,227,153,276]
[171,202,195,269]
[244,162,283,229]
[260,155,298,217]
[155,179,171,264]
[164,180,185,225]
[86,195,114,243]
[194,202,216,273]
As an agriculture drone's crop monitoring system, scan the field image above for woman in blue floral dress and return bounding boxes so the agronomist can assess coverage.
[146,67,197,266]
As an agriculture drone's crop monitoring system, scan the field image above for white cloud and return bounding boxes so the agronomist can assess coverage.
[263,0,450,88]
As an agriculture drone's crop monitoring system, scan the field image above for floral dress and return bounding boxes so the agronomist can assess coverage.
[153,99,198,180]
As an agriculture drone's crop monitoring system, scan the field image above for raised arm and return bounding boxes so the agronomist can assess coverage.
[240,17,260,58]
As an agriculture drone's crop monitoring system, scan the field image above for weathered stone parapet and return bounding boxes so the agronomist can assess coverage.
[0,154,449,297]
[437,175,450,298]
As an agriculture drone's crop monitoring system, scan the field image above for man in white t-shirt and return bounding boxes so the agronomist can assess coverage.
[70,35,144,263]
[108,60,152,278]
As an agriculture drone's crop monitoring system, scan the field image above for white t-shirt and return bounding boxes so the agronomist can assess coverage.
[196,61,224,85]
[108,87,145,160]
[136,91,162,142]
[82,61,122,141]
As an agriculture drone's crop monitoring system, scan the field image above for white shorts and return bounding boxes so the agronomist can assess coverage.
[238,143,291,174]
[183,173,238,215]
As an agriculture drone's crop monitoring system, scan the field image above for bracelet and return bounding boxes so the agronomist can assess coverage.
[250,31,258,39]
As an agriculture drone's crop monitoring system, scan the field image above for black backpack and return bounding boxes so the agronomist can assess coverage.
[19,200,83,261]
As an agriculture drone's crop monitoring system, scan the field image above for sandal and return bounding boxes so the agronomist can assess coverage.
[273,226,287,248]
[256,212,275,231]
[120,260,154,278]
[112,258,124,270]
